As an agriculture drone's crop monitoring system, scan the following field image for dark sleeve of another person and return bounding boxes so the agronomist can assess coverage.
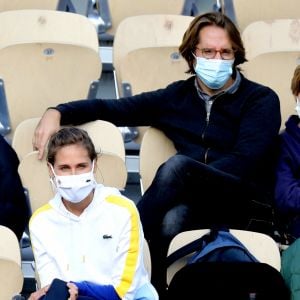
[0,135,30,240]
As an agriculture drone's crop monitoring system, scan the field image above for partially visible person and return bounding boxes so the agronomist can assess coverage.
[0,134,29,240]
[28,127,158,300]
[32,12,281,296]
[275,65,300,240]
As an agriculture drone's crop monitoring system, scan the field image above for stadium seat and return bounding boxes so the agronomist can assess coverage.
[0,9,101,139]
[139,127,176,194]
[241,18,300,126]
[166,229,281,285]
[0,0,60,11]
[12,118,126,162]
[0,225,23,299]
[113,14,193,97]
[97,0,186,41]
[17,119,127,214]
[222,0,300,32]
[113,14,193,144]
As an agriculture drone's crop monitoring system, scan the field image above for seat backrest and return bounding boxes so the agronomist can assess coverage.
[143,238,152,279]
[139,127,176,194]
[113,14,194,97]
[100,0,186,37]
[12,117,126,162]
[0,225,21,265]
[167,229,281,285]
[0,225,23,298]
[119,47,191,97]
[18,120,127,213]
[0,0,60,11]
[223,0,300,32]
[241,18,300,127]
[0,9,101,139]
[113,14,193,143]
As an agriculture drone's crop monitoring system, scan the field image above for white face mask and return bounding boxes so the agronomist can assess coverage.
[295,97,300,118]
[50,161,96,204]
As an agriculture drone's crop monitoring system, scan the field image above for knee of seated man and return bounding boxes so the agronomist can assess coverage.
[161,204,190,238]
[159,154,194,178]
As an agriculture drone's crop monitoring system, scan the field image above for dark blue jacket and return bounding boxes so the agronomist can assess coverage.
[275,115,300,237]
[57,74,280,197]
[0,135,29,240]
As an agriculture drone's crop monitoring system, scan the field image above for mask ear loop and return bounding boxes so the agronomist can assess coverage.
[48,163,58,192]
[90,159,98,186]
[91,160,95,173]
[48,163,57,179]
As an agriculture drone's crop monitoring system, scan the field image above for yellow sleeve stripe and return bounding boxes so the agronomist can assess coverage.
[29,203,52,226]
[105,195,140,298]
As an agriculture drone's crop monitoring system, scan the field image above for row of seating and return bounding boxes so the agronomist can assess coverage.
[94,0,216,42]
[87,0,300,46]
[0,10,298,143]
[0,218,282,298]
[0,9,102,139]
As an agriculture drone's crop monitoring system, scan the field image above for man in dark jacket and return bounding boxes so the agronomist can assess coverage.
[32,12,281,297]
[0,134,29,240]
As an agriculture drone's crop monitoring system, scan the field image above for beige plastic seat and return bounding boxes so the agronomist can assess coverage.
[143,238,152,279]
[0,225,23,299]
[241,18,300,127]
[166,229,281,285]
[0,9,101,139]
[12,117,125,162]
[18,120,127,213]
[99,0,186,38]
[113,14,193,97]
[119,46,191,97]
[139,127,176,194]
[222,0,300,32]
[0,0,60,11]
[113,14,193,143]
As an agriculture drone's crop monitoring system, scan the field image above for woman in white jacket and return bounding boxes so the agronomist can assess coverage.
[29,127,158,300]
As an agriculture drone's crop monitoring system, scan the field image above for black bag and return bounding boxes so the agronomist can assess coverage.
[44,279,69,300]
[167,262,290,300]
[166,228,290,300]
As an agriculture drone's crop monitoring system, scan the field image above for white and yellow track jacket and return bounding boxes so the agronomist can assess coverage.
[29,184,156,300]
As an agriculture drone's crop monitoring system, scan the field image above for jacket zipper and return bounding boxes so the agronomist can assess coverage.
[202,99,214,163]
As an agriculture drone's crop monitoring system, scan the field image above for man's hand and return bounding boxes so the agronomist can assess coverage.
[32,109,61,160]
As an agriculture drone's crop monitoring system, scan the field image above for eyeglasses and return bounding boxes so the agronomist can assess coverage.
[196,47,236,60]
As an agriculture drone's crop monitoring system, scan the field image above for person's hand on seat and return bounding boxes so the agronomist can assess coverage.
[33,109,61,160]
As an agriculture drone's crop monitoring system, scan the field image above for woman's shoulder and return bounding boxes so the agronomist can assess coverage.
[29,202,54,229]
[95,184,137,210]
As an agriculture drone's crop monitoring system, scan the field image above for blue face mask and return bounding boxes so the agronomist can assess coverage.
[194,56,234,90]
